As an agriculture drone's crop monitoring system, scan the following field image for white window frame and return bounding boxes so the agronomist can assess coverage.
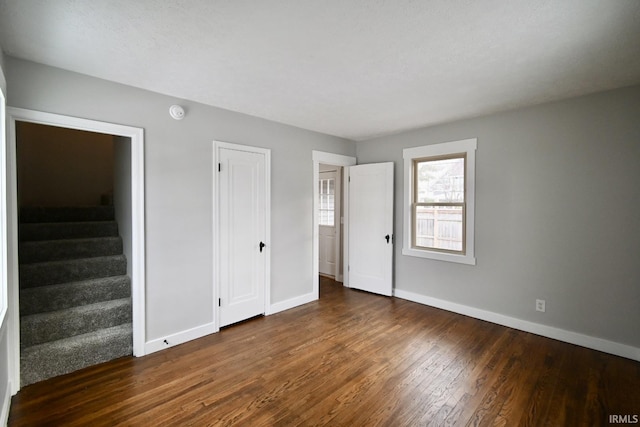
[403,138,477,265]
[318,175,335,227]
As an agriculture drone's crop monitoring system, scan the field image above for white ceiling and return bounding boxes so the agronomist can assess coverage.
[1,0,639,141]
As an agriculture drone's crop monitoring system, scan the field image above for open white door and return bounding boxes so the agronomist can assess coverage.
[347,162,394,296]
[216,143,269,327]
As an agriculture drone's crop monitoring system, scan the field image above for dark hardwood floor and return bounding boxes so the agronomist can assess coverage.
[9,277,640,426]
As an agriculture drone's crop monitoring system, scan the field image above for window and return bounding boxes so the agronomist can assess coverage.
[319,177,335,226]
[403,138,476,265]
[413,154,466,253]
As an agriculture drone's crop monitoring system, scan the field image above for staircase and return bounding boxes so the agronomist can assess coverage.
[19,206,133,386]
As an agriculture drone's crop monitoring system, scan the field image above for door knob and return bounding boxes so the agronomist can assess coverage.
[385,234,390,243]
[259,241,266,252]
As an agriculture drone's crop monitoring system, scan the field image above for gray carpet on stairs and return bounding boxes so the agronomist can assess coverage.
[20,276,131,316]
[19,236,123,263]
[19,205,133,386]
[20,324,133,386]
[20,221,119,241]
[19,255,127,288]
[21,298,132,348]
[20,206,117,223]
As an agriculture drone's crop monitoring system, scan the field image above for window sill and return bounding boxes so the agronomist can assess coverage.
[402,247,476,265]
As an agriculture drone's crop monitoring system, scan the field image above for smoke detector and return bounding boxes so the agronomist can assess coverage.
[169,104,185,120]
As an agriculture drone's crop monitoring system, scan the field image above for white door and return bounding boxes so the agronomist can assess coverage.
[218,145,268,327]
[319,170,337,277]
[347,162,394,296]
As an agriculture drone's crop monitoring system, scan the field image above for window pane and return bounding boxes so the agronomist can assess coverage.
[416,157,464,203]
[415,205,463,251]
[319,177,336,226]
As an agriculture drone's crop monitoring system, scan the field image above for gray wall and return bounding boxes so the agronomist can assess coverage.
[16,122,115,207]
[5,57,355,342]
[113,136,132,277]
[356,85,640,348]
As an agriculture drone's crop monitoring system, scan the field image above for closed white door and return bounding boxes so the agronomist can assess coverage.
[347,162,394,296]
[319,170,337,276]
[218,145,268,327]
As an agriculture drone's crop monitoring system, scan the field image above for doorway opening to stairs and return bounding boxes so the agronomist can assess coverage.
[16,122,132,386]
[6,108,145,393]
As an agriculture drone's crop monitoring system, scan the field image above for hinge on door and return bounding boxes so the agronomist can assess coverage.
[218,163,221,172]
[218,298,221,307]
[348,265,350,272]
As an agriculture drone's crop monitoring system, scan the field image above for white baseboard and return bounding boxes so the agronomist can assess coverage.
[394,288,640,362]
[1,379,11,427]
[144,292,320,355]
[144,322,217,355]
[268,292,316,315]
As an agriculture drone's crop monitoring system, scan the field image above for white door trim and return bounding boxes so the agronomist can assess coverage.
[213,140,271,325]
[5,107,146,395]
[312,151,356,299]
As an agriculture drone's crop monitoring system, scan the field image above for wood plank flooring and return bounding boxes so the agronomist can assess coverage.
[9,277,640,426]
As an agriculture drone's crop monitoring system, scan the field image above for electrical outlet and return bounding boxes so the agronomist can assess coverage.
[536,299,546,313]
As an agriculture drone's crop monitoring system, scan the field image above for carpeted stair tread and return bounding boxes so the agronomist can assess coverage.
[21,298,132,348]
[19,236,123,263]
[20,221,119,242]
[20,324,133,386]
[20,275,131,316]
[20,206,115,223]
[20,255,127,288]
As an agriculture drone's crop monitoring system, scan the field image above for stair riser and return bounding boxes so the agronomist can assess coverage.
[19,237,123,263]
[20,206,115,223]
[20,276,131,316]
[21,325,133,386]
[21,299,132,347]
[20,256,127,288]
[20,222,119,241]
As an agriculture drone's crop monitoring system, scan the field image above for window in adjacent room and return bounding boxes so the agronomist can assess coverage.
[319,177,335,226]
[403,138,477,265]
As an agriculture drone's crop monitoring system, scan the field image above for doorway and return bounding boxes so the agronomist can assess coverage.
[15,122,134,386]
[312,151,356,299]
[6,108,145,393]
[318,164,342,281]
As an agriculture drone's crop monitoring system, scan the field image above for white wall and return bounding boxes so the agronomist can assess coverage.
[5,57,355,344]
[0,49,11,424]
[0,323,8,425]
[356,85,640,353]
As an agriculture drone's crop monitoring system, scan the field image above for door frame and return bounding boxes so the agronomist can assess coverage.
[6,108,146,394]
[312,151,356,298]
[212,140,271,329]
